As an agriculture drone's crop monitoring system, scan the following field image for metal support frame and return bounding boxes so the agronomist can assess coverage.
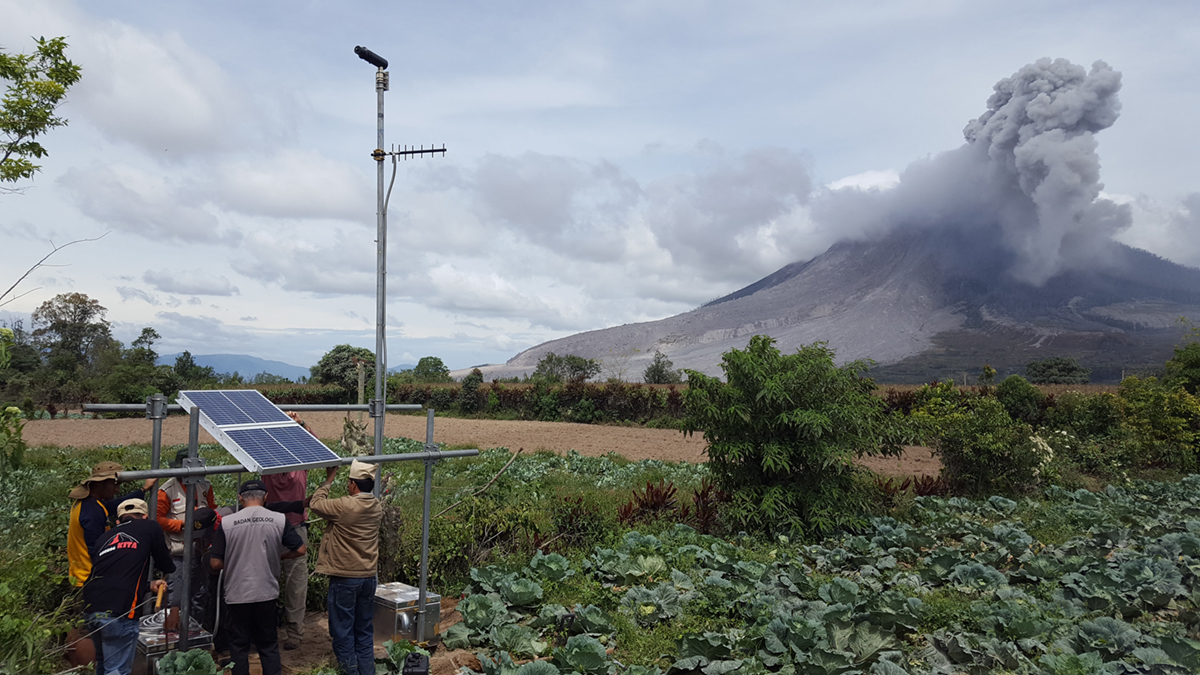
[417,409,436,640]
[107,401,475,652]
[372,61,388,500]
[83,403,423,414]
[145,394,167,587]
[178,409,200,650]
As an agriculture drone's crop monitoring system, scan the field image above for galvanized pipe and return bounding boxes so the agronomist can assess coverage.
[372,62,389,498]
[82,403,422,414]
[115,449,480,482]
[417,408,436,641]
[146,394,166,586]
[178,407,199,651]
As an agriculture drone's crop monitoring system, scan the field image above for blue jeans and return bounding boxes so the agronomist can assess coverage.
[327,576,377,675]
[86,611,139,675]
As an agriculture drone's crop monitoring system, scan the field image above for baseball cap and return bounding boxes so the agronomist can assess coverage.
[238,479,268,494]
[349,460,375,480]
[116,498,148,518]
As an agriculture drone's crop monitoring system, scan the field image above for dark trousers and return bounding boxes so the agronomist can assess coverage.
[327,576,377,675]
[227,599,281,675]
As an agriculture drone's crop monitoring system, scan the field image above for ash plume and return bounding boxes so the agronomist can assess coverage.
[814,58,1131,285]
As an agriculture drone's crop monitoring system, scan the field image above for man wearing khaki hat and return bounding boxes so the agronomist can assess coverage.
[67,461,157,587]
[309,460,384,675]
[83,498,174,675]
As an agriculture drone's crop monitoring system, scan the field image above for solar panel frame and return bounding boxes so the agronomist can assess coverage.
[176,390,342,474]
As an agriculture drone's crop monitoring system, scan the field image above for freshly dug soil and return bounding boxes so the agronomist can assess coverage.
[23,411,940,476]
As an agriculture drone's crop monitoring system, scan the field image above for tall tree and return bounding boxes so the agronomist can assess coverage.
[30,292,113,367]
[310,344,375,394]
[1,37,82,188]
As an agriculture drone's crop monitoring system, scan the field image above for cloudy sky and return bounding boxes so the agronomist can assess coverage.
[2,0,1198,372]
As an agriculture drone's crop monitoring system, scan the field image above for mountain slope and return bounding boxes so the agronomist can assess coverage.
[477,230,1200,384]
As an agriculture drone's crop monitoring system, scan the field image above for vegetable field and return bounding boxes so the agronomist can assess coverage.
[445,477,1200,675]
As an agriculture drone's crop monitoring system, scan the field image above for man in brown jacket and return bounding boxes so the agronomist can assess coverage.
[309,459,384,675]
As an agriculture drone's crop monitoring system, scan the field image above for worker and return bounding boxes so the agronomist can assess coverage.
[156,447,219,626]
[309,459,384,675]
[210,479,306,675]
[262,411,311,650]
[82,498,174,675]
[68,461,157,587]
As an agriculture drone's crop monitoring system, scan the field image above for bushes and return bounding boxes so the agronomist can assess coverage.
[994,375,1046,426]
[256,383,348,404]
[681,336,907,536]
[917,395,1047,495]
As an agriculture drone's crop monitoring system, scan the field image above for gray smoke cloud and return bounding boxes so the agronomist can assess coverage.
[814,58,1131,285]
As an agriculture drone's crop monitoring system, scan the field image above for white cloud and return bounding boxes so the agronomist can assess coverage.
[211,150,372,221]
[143,269,239,296]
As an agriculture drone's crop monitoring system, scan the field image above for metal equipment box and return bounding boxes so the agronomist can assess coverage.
[374,581,441,646]
[131,612,213,675]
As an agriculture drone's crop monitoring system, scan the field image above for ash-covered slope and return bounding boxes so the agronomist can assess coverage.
[479,229,1200,383]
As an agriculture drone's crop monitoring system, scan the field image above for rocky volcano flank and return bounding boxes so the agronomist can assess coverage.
[478,229,1200,384]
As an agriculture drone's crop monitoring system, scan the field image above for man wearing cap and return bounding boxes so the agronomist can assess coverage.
[262,411,311,649]
[68,462,157,587]
[210,479,306,675]
[156,447,219,626]
[83,498,175,675]
[309,459,384,675]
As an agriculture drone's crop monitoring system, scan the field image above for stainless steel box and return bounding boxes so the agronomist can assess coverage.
[131,612,212,675]
[373,581,441,646]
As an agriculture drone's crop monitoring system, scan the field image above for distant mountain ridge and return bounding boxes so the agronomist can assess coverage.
[156,353,417,381]
[468,230,1200,384]
[157,353,311,380]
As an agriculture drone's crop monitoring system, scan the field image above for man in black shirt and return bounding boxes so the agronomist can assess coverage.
[83,497,175,675]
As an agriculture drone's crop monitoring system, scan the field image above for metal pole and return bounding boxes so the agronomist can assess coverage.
[83,403,423,413]
[115,449,481,482]
[417,409,435,641]
[146,394,166,586]
[178,407,200,651]
[372,63,389,499]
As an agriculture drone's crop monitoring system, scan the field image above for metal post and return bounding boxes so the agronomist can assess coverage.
[371,61,389,499]
[178,407,200,651]
[417,408,435,642]
[145,394,166,586]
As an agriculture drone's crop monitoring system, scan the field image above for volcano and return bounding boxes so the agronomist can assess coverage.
[473,58,1197,384]
[480,228,1200,384]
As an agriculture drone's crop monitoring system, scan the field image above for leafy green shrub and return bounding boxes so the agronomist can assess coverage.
[994,375,1046,426]
[256,383,348,404]
[458,368,485,414]
[1166,341,1200,394]
[1048,391,1123,439]
[681,336,907,536]
[1118,376,1200,472]
[643,351,683,385]
[1025,356,1090,384]
[916,395,1046,495]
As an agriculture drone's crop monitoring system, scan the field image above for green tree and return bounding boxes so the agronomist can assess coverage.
[1165,342,1200,395]
[1025,356,1090,384]
[96,328,180,403]
[412,356,452,383]
[310,344,374,394]
[173,351,218,388]
[1,37,82,188]
[532,352,601,383]
[681,335,906,536]
[457,368,484,413]
[994,374,1046,426]
[30,292,113,367]
[642,350,683,385]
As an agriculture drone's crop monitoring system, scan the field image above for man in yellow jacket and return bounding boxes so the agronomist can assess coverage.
[67,461,157,587]
[309,459,383,675]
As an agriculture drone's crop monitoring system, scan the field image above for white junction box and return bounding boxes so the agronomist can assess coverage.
[373,581,441,646]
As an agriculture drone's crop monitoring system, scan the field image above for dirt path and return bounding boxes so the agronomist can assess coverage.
[23,412,940,476]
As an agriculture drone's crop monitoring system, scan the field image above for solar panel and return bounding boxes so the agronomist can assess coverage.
[176,390,342,474]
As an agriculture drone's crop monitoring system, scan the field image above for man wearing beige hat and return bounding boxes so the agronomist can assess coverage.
[83,498,174,675]
[67,461,157,587]
[309,459,383,675]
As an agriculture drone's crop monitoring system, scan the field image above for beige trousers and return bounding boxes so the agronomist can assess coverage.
[280,525,309,643]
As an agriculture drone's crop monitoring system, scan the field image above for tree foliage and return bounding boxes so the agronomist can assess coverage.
[533,352,601,383]
[1025,356,1090,385]
[680,335,905,536]
[413,356,452,383]
[643,350,683,385]
[30,292,113,368]
[309,344,374,393]
[1,37,82,186]
[1165,342,1200,395]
